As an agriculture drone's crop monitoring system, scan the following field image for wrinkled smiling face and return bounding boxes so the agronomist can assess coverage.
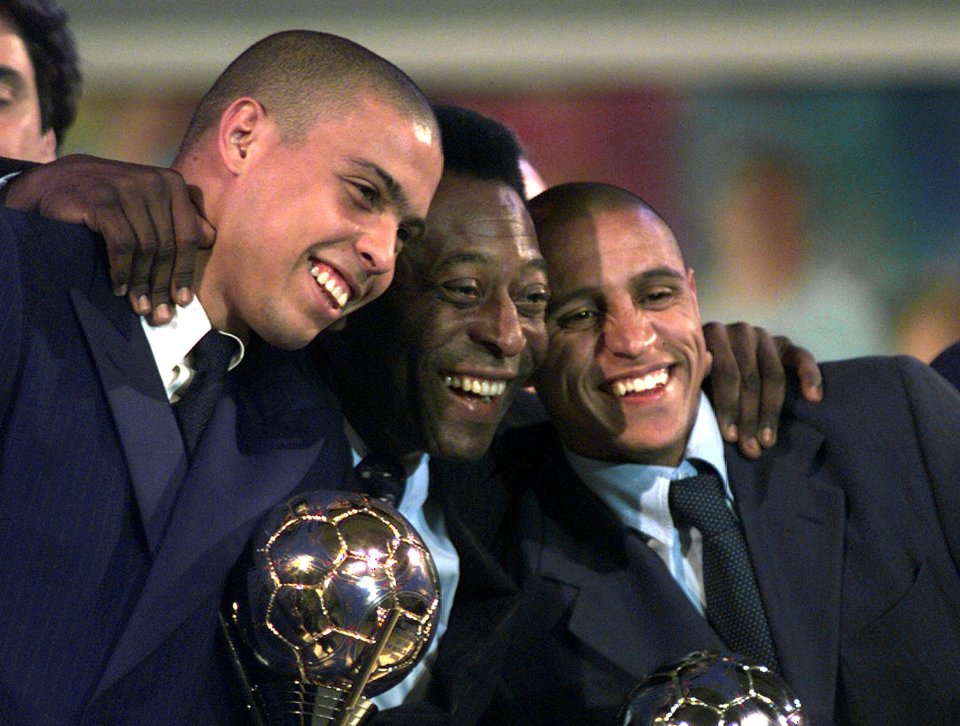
[206,95,442,350]
[343,172,549,460]
[534,205,711,466]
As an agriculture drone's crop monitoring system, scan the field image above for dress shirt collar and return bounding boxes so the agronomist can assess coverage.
[140,298,244,401]
[566,392,731,542]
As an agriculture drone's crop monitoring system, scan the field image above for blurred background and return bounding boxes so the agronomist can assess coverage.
[57,0,960,361]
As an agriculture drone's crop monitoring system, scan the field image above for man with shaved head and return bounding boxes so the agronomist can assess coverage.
[0,30,441,724]
[491,182,960,725]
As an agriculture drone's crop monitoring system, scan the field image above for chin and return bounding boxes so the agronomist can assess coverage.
[431,430,495,463]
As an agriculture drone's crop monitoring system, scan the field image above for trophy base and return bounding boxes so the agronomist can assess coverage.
[312,684,377,726]
[253,681,377,726]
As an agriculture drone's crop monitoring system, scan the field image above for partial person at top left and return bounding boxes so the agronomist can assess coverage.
[0,0,80,163]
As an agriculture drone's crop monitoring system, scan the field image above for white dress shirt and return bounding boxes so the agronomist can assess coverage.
[343,425,461,711]
[567,393,733,613]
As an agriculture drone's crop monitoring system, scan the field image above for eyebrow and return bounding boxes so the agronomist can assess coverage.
[0,66,26,93]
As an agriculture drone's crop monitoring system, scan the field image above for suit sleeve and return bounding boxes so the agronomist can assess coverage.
[0,210,24,417]
[897,355,960,573]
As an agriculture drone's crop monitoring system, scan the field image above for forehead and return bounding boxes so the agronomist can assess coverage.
[297,95,442,217]
[412,173,541,271]
[540,205,683,293]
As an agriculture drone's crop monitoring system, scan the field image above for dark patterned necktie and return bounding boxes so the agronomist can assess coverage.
[354,454,406,507]
[669,469,780,670]
[174,330,237,456]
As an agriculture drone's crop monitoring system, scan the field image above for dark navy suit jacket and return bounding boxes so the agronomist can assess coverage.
[493,357,960,725]
[0,208,352,724]
[932,340,960,391]
[369,451,530,726]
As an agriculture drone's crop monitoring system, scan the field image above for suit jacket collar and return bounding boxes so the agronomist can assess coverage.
[726,420,844,723]
[71,278,341,700]
[70,282,187,552]
[526,418,845,721]
[529,436,723,678]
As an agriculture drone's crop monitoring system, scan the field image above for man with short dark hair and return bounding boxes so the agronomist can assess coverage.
[0,29,441,724]
[494,181,960,725]
[0,0,80,161]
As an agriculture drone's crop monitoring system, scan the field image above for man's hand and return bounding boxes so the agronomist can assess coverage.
[703,321,823,459]
[4,154,215,324]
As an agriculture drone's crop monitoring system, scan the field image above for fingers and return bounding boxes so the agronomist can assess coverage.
[703,321,788,460]
[4,155,207,322]
[774,336,824,402]
[753,329,787,448]
[167,177,216,309]
[702,322,751,445]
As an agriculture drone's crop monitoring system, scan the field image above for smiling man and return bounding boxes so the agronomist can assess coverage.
[492,182,960,725]
[309,107,827,725]
[0,0,80,162]
[0,30,441,725]
[308,105,545,722]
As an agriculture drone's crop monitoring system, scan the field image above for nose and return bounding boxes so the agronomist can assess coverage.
[470,290,525,359]
[603,306,656,358]
[355,219,399,276]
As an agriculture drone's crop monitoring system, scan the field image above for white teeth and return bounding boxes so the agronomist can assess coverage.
[311,264,350,310]
[443,375,507,399]
[611,368,669,397]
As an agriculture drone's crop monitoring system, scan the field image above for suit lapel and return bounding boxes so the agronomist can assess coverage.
[426,457,521,719]
[534,451,723,679]
[70,287,186,552]
[93,344,346,700]
[727,420,845,721]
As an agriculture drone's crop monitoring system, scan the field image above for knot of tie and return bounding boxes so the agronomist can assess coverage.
[175,330,237,456]
[354,454,406,506]
[668,472,736,539]
[190,329,237,373]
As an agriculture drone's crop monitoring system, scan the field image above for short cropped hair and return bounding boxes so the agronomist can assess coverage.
[178,30,436,153]
[2,0,82,147]
[433,104,526,200]
[528,182,681,258]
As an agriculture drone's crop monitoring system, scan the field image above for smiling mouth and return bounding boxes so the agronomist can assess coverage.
[443,374,508,404]
[310,260,350,310]
[610,367,670,397]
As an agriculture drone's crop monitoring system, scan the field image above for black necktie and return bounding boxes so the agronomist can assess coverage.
[354,454,406,507]
[669,469,780,670]
[175,330,237,456]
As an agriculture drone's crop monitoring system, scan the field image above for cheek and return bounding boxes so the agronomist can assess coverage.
[524,324,549,372]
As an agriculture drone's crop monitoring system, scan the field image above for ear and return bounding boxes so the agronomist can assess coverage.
[216,97,270,175]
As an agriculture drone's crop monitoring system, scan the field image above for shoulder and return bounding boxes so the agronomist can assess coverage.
[931,340,960,391]
[789,355,959,423]
[1,206,106,291]
[774,355,960,478]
